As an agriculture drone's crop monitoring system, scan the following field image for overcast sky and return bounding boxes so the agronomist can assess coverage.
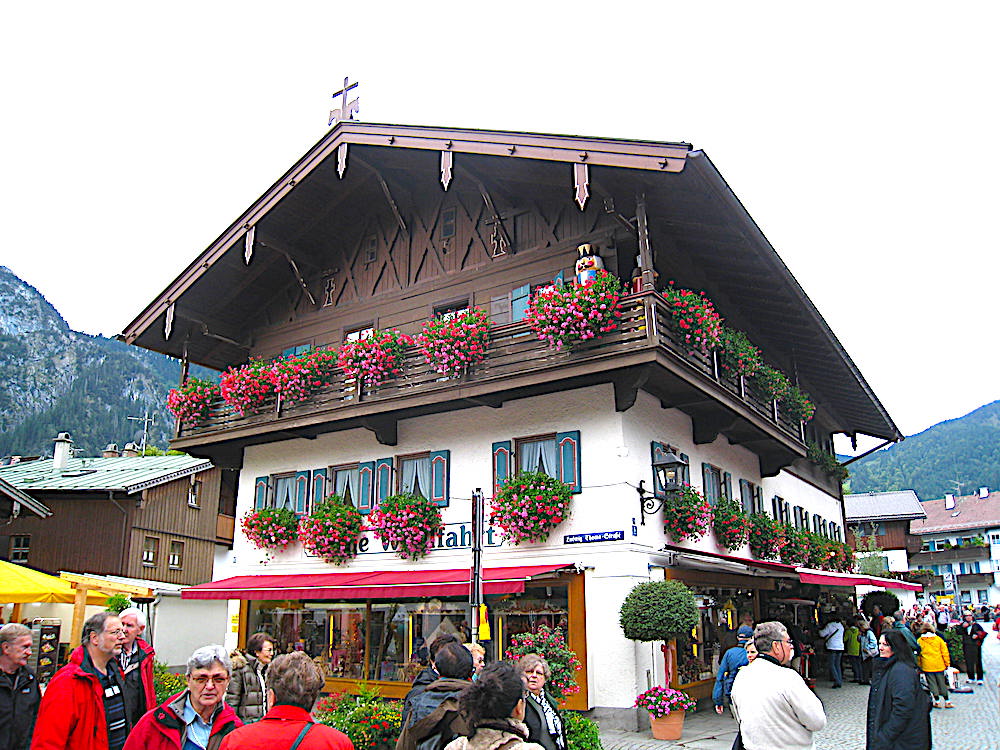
[2,3,997,450]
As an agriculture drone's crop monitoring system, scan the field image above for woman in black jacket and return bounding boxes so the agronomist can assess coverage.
[866,629,931,750]
[516,654,566,750]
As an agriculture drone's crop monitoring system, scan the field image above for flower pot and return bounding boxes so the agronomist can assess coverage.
[649,712,684,741]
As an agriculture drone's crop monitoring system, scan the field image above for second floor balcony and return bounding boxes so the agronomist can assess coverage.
[909,544,991,566]
[173,293,823,480]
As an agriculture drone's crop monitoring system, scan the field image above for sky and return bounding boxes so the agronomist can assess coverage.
[2,3,997,452]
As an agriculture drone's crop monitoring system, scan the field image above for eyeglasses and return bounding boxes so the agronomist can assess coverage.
[190,675,229,686]
[104,629,125,637]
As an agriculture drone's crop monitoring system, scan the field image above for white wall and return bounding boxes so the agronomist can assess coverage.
[148,594,229,669]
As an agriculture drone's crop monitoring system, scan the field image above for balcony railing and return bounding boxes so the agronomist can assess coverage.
[216,514,235,545]
[176,293,808,448]
[909,545,991,565]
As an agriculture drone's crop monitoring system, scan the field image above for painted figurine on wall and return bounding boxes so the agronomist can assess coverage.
[575,243,604,286]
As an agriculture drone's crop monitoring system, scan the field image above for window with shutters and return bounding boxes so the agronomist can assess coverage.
[270,474,296,511]
[332,464,362,508]
[701,464,730,506]
[168,541,184,570]
[398,453,432,499]
[493,431,581,496]
[142,537,159,567]
[9,535,29,563]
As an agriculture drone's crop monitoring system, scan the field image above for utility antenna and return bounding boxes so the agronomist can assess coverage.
[127,411,155,456]
[949,477,965,497]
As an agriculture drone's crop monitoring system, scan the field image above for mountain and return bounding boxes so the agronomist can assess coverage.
[846,400,1000,500]
[0,266,204,457]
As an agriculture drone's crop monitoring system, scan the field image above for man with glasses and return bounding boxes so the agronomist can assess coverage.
[32,612,131,750]
[730,622,826,750]
[123,644,242,750]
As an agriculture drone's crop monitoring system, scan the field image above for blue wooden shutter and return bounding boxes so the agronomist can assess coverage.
[254,476,269,509]
[650,441,668,496]
[294,471,310,515]
[430,450,450,507]
[556,430,581,494]
[723,472,732,501]
[492,441,511,496]
[311,469,327,506]
[358,461,375,514]
[679,453,690,485]
[739,479,751,513]
[754,486,763,514]
[702,463,712,504]
[511,284,531,322]
[375,457,393,509]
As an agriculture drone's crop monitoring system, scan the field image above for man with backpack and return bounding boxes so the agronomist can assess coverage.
[396,643,472,750]
[713,625,754,715]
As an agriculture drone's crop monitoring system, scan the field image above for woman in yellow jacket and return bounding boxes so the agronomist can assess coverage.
[917,622,952,708]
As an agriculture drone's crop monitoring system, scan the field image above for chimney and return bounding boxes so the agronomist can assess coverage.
[52,432,73,470]
[102,443,121,459]
[122,442,140,458]
[944,494,955,510]
[980,487,989,499]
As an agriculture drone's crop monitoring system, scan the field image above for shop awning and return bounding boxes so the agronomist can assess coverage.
[181,563,575,601]
[661,545,799,577]
[797,568,922,592]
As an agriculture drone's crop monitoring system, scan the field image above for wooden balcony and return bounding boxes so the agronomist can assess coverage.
[957,572,995,587]
[909,545,991,566]
[173,293,812,475]
[216,514,235,546]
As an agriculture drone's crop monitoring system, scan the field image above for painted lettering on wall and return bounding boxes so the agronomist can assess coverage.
[304,521,503,558]
[563,530,625,544]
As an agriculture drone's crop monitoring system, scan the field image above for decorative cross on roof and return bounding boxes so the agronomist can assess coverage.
[329,77,360,126]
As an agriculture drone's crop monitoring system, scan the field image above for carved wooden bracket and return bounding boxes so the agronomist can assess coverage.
[441,150,454,191]
[361,417,398,446]
[337,142,349,178]
[573,163,590,210]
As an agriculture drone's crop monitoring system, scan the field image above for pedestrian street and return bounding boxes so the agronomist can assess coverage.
[599,633,1000,750]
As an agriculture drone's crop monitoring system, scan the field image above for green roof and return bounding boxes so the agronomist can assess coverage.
[0,455,212,495]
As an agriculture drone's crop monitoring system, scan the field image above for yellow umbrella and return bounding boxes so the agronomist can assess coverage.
[0,560,108,605]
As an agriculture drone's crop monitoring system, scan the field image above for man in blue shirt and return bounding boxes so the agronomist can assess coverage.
[713,625,753,714]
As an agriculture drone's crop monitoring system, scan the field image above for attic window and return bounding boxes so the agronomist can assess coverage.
[363,235,378,264]
[440,207,457,240]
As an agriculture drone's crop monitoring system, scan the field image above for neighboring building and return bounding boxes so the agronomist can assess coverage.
[120,123,901,723]
[908,488,1000,606]
[845,490,926,573]
[0,432,236,585]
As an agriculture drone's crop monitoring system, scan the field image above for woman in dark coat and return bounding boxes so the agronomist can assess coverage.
[516,655,566,750]
[866,629,931,750]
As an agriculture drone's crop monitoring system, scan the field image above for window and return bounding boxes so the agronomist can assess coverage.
[9,535,29,563]
[142,537,159,566]
[332,464,362,508]
[345,326,374,343]
[700,464,730,506]
[990,532,1000,545]
[771,496,788,523]
[978,589,989,604]
[793,506,805,529]
[363,234,378,264]
[433,300,469,321]
[280,343,311,358]
[440,207,457,240]
[271,474,297,511]
[398,454,432,499]
[168,541,184,570]
[494,433,581,496]
[188,478,202,508]
[739,480,761,514]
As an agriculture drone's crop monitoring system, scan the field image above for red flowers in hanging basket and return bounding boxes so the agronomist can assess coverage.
[662,484,712,542]
[414,308,491,378]
[490,471,573,545]
[241,507,299,553]
[711,497,751,551]
[167,377,219,428]
[525,270,622,350]
[336,329,412,391]
[299,496,364,566]
[367,492,443,561]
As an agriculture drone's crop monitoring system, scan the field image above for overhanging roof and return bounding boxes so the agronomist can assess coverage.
[0,455,212,494]
[120,122,900,442]
[0,476,52,518]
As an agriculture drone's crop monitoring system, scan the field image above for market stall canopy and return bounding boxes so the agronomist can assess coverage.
[182,563,575,601]
[797,568,922,592]
[0,560,109,605]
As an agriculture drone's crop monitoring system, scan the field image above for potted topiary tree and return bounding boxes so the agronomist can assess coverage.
[620,580,700,739]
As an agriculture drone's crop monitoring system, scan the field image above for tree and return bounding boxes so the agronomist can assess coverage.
[854,527,889,576]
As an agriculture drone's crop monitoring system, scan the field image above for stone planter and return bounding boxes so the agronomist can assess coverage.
[649,712,685,741]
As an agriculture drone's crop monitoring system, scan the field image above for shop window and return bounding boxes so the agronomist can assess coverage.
[493,432,581,496]
[701,464,730,506]
[188,478,202,508]
[168,541,184,570]
[978,589,989,603]
[142,537,159,567]
[9,535,29,563]
[960,591,972,605]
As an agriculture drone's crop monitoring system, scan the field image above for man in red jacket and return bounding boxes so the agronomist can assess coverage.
[117,608,156,719]
[220,652,352,750]
[32,612,130,750]
[123,644,241,750]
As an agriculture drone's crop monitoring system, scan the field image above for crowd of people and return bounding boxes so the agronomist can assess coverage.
[0,614,565,750]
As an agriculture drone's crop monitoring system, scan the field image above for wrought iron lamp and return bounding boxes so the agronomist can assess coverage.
[637,449,688,525]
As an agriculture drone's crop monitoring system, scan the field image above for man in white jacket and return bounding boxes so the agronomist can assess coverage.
[730,621,826,750]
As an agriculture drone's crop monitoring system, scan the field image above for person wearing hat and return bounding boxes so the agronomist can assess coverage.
[713,625,754,715]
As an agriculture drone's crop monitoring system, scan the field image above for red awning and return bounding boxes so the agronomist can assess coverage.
[181,563,573,601]
[660,544,798,574]
[797,569,923,592]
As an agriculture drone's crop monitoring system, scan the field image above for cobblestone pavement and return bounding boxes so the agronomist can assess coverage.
[599,633,1000,750]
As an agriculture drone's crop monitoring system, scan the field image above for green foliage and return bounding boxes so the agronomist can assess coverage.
[619,580,699,643]
[859,590,900,618]
[153,660,187,704]
[941,629,964,665]
[717,327,763,377]
[848,400,1000,499]
[105,593,131,614]
[564,711,603,750]
[314,687,402,750]
[505,624,581,699]
[855,533,889,575]
[807,441,849,482]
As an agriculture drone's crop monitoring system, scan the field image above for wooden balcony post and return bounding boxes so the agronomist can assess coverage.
[636,193,656,291]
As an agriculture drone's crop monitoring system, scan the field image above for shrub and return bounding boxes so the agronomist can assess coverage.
[153,660,187,704]
[620,580,699,644]
[661,485,712,542]
[859,590,900,619]
[299,496,364,565]
[748,513,781,560]
[505,624,581,699]
[368,493,442,561]
[711,497,751,550]
[490,471,573,545]
[563,711,603,750]
[315,686,402,750]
